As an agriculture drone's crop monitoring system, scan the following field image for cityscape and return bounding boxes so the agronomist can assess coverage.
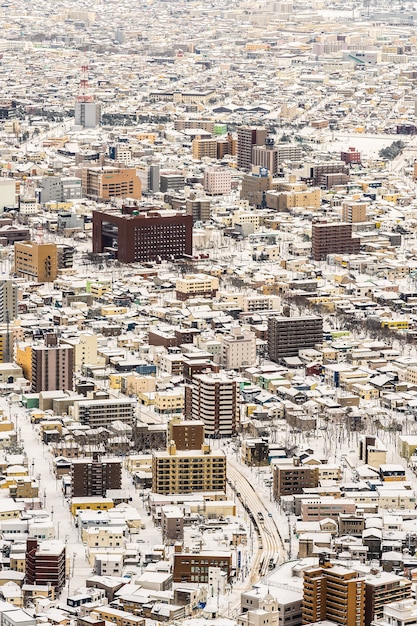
[1,0,417,626]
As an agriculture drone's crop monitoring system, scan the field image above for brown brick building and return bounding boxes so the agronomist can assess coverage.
[173,549,232,583]
[26,538,66,592]
[92,209,193,264]
[311,222,360,261]
[167,417,205,450]
[302,558,365,626]
[267,315,323,361]
[71,456,122,497]
[273,459,319,500]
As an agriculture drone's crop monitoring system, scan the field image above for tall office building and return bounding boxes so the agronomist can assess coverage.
[311,222,361,261]
[268,315,323,361]
[92,209,193,263]
[71,455,122,497]
[14,241,58,282]
[302,558,365,626]
[31,335,74,392]
[185,373,239,437]
[237,126,267,171]
[25,538,66,592]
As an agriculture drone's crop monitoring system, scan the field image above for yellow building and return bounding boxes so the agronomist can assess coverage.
[175,273,219,300]
[125,454,152,474]
[135,132,156,143]
[84,526,126,549]
[89,283,110,298]
[101,305,128,316]
[381,319,409,329]
[70,497,115,517]
[61,332,101,370]
[152,442,226,495]
[399,435,417,460]
[154,390,184,414]
[121,374,156,396]
[14,241,58,282]
[8,477,38,499]
[109,374,123,390]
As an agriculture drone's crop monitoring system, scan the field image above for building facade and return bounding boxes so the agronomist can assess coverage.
[71,456,122,497]
[92,209,192,263]
[268,315,323,361]
[25,538,66,592]
[302,559,365,626]
[152,442,226,494]
[31,338,74,393]
[82,166,141,200]
[237,127,267,171]
[311,222,360,261]
[185,373,239,437]
[14,241,58,282]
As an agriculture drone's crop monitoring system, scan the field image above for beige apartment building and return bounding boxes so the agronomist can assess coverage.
[221,325,257,370]
[152,442,226,495]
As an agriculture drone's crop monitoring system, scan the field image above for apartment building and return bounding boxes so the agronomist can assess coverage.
[152,441,226,495]
[365,572,412,626]
[92,209,192,263]
[31,338,74,393]
[371,601,417,626]
[192,137,218,160]
[203,168,232,195]
[25,538,66,593]
[267,315,323,361]
[167,417,205,450]
[175,273,219,301]
[185,198,211,223]
[14,241,58,282]
[272,459,319,500]
[71,456,122,498]
[252,140,303,175]
[72,398,136,427]
[311,222,360,261]
[185,373,239,437]
[342,201,367,223]
[302,558,365,626]
[220,325,257,370]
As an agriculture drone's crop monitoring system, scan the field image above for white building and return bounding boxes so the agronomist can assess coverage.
[203,168,232,195]
[371,600,417,626]
[221,325,257,370]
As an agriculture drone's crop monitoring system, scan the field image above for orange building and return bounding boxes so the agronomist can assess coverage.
[14,241,58,282]
[82,166,142,200]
